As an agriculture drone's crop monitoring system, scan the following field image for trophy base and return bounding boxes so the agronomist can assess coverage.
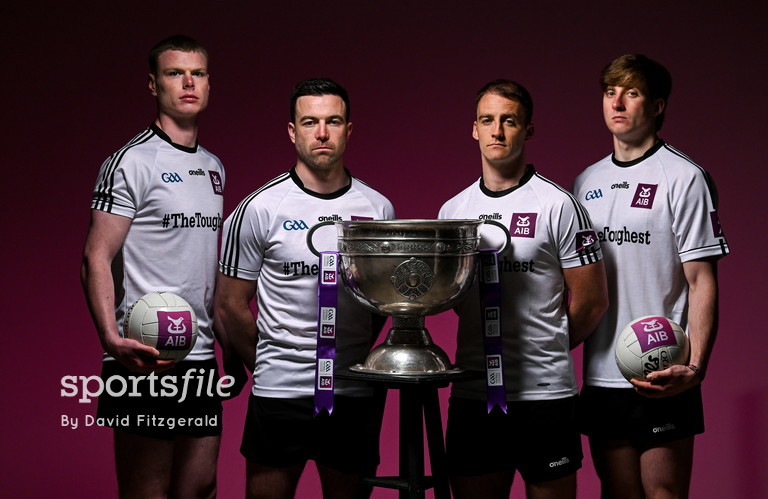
[354,318,459,375]
[349,363,465,376]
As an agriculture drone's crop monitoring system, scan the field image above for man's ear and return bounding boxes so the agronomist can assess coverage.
[653,98,665,116]
[525,122,535,141]
[148,73,157,96]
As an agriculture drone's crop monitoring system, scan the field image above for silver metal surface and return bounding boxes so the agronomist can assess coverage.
[333,220,485,375]
[336,219,482,317]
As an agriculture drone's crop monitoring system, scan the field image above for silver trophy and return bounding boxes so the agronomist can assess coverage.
[308,219,509,375]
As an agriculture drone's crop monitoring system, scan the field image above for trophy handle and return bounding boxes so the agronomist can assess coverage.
[306,220,335,257]
[482,219,511,255]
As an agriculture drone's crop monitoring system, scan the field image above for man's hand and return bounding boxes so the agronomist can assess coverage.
[630,364,699,398]
[220,353,249,400]
[104,335,175,374]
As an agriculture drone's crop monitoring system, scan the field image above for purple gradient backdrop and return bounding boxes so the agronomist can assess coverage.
[4,2,765,497]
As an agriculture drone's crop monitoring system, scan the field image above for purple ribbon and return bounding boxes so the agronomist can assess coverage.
[314,251,338,416]
[479,248,507,414]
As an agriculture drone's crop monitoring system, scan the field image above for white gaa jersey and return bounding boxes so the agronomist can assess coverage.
[573,141,729,388]
[439,166,602,401]
[91,124,225,361]
[220,168,395,398]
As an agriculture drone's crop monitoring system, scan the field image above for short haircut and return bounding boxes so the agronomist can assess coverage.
[600,54,672,130]
[148,35,208,75]
[290,78,350,123]
[475,79,534,125]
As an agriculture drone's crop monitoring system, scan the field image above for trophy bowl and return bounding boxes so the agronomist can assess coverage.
[338,219,482,374]
[309,219,508,375]
[336,219,482,317]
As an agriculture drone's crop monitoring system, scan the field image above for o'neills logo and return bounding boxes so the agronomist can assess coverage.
[653,423,676,434]
[631,183,657,209]
[188,168,205,176]
[612,181,630,189]
[479,213,502,220]
[549,457,571,468]
[318,215,342,222]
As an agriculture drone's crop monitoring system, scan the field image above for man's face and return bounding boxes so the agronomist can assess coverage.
[473,93,533,168]
[602,85,663,141]
[149,50,210,121]
[288,94,351,171]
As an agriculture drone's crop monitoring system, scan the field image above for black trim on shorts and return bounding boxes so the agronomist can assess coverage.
[96,359,223,440]
[578,385,704,449]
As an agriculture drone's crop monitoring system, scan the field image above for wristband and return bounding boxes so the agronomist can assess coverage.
[687,364,704,381]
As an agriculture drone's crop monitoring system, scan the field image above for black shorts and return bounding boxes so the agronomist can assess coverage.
[446,396,583,483]
[578,385,704,449]
[240,395,383,474]
[97,359,223,440]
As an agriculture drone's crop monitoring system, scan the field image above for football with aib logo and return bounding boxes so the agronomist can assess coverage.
[124,292,198,361]
[615,316,690,382]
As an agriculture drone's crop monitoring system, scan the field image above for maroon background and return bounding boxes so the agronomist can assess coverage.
[4,1,765,497]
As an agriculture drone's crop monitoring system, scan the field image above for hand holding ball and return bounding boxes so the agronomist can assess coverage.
[124,292,198,361]
[615,316,690,382]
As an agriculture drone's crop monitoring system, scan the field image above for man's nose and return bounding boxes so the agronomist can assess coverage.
[183,73,194,89]
[492,121,504,138]
[612,94,625,110]
[316,122,330,140]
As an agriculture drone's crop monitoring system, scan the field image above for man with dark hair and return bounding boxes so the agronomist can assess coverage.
[216,78,394,498]
[438,79,608,498]
[290,78,350,122]
[574,54,729,498]
[81,35,244,497]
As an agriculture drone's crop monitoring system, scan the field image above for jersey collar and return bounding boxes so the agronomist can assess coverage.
[611,139,665,167]
[290,166,353,199]
[479,164,536,198]
[150,123,199,154]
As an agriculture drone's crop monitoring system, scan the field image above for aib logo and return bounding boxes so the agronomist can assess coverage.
[283,220,309,230]
[318,376,333,390]
[632,184,657,209]
[710,211,724,238]
[510,213,537,238]
[631,317,676,353]
[487,355,501,369]
[209,171,223,195]
[157,311,193,350]
[320,324,336,339]
[575,230,598,252]
[161,172,183,183]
